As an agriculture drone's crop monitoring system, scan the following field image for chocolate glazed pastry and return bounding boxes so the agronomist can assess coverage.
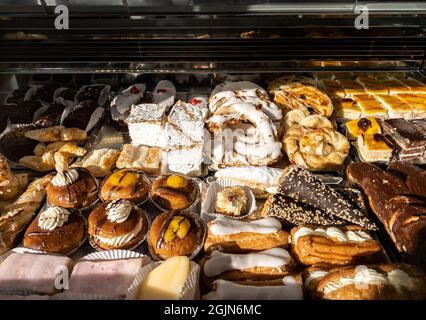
[279,165,377,230]
[62,100,99,130]
[0,125,42,162]
[23,207,85,254]
[9,100,43,124]
[387,162,426,198]
[46,167,98,209]
[149,210,204,260]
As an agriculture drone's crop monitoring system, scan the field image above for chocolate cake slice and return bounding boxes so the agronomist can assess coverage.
[279,165,377,230]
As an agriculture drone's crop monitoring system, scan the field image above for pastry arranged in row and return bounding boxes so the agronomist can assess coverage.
[346,162,426,270]
[262,165,377,230]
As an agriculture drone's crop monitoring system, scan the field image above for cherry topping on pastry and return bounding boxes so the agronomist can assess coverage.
[189,98,201,105]
[156,89,167,94]
[130,86,140,94]
[358,118,372,131]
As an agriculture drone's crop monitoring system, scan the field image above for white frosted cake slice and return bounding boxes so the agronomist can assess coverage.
[110,83,145,121]
[166,100,206,147]
[125,103,167,147]
[153,80,176,110]
[163,146,204,176]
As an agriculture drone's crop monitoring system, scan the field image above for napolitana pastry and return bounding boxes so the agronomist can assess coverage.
[88,200,149,250]
[69,256,148,298]
[125,103,168,148]
[214,187,248,217]
[305,263,426,300]
[137,256,191,300]
[201,248,293,282]
[0,252,74,295]
[279,165,377,230]
[204,216,289,254]
[0,174,52,255]
[46,168,98,209]
[283,115,350,171]
[72,148,121,178]
[110,84,146,121]
[345,118,381,140]
[203,276,303,300]
[150,174,199,211]
[148,211,205,260]
[290,225,382,266]
[355,134,393,163]
[100,169,150,204]
[116,144,161,175]
[214,166,283,197]
[23,206,85,254]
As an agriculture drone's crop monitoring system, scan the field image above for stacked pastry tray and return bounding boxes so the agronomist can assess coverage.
[0,71,425,299]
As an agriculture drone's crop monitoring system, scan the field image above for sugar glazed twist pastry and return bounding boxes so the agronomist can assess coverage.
[283,115,350,171]
[207,81,283,168]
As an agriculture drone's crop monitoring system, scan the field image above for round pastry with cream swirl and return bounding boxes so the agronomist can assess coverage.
[23,206,86,254]
[46,167,98,209]
[88,200,149,250]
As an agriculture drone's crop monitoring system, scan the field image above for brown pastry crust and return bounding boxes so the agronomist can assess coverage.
[46,168,98,209]
[100,169,150,204]
[315,263,426,300]
[23,210,85,254]
[290,225,382,266]
[148,211,204,260]
[150,175,198,210]
[204,221,289,255]
[87,202,148,250]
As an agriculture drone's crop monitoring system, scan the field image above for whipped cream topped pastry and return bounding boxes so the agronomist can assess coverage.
[51,169,79,187]
[106,200,133,223]
[38,206,70,231]
[203,248,292,278]
[293,226,373,245]
[88,201,149,250]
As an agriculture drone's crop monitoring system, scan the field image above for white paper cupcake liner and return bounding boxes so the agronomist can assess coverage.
[201,182,257,222]
[53,87,76,108]
[215,177,271,199]
[80,249,151,263]
[126,261,200,300]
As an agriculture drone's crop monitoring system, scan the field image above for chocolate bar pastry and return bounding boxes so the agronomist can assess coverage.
[34,102,67,127]
[388,161,426,198]
[0,125,41,162]
[62,100,98,130]
[278,165,377,230]
[382,119,426,161]
[33,85,58,103]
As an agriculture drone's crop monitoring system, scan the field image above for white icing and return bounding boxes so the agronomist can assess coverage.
[203,276,303,300]
[38,206,70,231]
[94,217,143,247]
[106,200,132,223]
[204,248,291,277]
[323,266,413,295]
[215,166,283,189]
[153,80,176,109]
[111,83,145,115]
[304,270,329,290]
[293,226,373,245]
[51,169,79,187]
[210,217,282,236]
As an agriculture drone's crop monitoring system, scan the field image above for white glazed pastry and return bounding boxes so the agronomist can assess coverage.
[111,84,146,121]
[152,80,176,110]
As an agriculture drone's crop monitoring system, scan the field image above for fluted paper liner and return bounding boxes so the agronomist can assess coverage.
[126,261,200,300]
[214,177,271,199]
[201,181,257,222]
[50,292,119,300]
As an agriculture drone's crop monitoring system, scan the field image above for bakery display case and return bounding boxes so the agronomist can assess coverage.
[0,0,426,301]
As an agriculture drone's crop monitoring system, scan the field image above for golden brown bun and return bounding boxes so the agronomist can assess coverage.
[46,168,98,209]
[99,169,150,204]
[88,202,148,250]
[23,211,85,254]
[150,176,197,210]
[148,211,204,260]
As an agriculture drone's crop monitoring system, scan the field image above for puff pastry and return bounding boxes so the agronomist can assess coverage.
[204,217,289,254]
[290,225,382,266]
[304,263,426,300]
[201,248,293,283]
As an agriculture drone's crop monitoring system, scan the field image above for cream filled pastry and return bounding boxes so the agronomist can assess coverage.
[46,167,98,209]
[214,187,248,217]
[88,200,149,250]
[203,276,303,300]
[290,225,382,266]
[202,248,292,282]
[204,217,289,254]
